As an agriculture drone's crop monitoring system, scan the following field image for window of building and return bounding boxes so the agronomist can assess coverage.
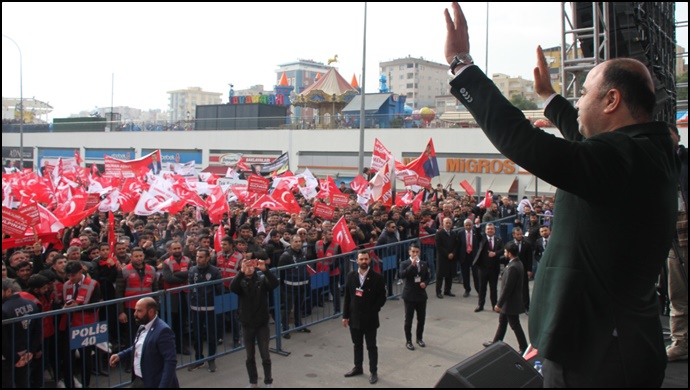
[407,73,414,79]
[406,83,414,89]
[399,65,405,70]
[407,63,414,68]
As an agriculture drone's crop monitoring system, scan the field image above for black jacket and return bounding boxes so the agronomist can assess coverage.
[230,269,279,328]
[187,264,222,310]
[399,259,430,302]
[342,269,386,330]
[451,65,678,384]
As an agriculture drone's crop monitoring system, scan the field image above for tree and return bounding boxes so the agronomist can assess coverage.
[510,94,538,110]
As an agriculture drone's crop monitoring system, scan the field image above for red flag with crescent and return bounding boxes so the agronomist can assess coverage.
[333,216,356,253]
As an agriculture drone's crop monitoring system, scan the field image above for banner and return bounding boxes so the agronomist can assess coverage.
[403,175,418,186]
[104,150,159,178]
[417,176,430,188]
[247,174,270,194]
[370,138,392,173]
[259,152,289,176]
[459,179,476,196]
[313,202,335,221]
[2,207,31,237]
[18,203,40,226]
[331,193,349,207]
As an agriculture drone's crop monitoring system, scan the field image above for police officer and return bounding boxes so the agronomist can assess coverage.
[187,248,222,373]
[2,279,41,388]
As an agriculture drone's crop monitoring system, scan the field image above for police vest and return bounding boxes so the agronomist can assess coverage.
[122,264,156,309]
[163,256,190,293]
[216,251,242,287]
[316,240,340,276]
[61,277,98,328]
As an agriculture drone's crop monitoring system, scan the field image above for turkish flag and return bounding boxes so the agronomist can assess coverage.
[349,174,370,196]
[249,194,288,212]
[477,190,492,209]
[332,216,356,253]
[272,187,301,214]
[74,150,83,166]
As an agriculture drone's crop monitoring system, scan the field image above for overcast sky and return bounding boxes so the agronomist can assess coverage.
[3,2,688,119]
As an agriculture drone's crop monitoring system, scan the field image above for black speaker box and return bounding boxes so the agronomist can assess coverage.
[434,341,543,388]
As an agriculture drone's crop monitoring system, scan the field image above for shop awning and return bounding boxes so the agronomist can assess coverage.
[524,176,557,195]
[488,175,517,195]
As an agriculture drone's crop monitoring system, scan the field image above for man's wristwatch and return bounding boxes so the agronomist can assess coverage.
[450,53,474,75]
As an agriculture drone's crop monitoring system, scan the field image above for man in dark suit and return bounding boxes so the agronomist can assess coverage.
[435,217,458,298]
[483,242,528,353]
[147,153,162,175]
[458,218,481,298]
[472,223,503,312]
[510,227,533,312]
[445,3,678,386]
[399,243,431,350]
[342,250,387,385]
[532,226,550,278]
[110,297,179,388]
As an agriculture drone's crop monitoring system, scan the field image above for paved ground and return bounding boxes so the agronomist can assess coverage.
[177,288,529,388]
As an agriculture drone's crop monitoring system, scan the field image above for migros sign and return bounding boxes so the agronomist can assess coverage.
[401,157,516,174]
[446,158,516,174]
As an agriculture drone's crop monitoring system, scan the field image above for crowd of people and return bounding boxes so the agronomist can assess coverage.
[3,3,687,387]
[2,166,558,387]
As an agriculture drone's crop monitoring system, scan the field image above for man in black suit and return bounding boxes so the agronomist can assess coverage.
[483,242,528,353]
[342,250,387,385]
[445,3,678,386]
[510,227,533,312]
[458,218,480,298]
[532,226,550,279]
[435,217,458,298]
[399,243,430,351]
[473,223,503,312]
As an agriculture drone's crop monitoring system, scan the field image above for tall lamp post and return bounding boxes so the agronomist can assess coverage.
[3,35,23,168]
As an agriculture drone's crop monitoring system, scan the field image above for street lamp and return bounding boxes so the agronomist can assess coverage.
[3,35,23,168]
[186,111,191,130]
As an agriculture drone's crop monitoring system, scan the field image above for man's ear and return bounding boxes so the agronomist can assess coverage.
[603,89,622,114]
